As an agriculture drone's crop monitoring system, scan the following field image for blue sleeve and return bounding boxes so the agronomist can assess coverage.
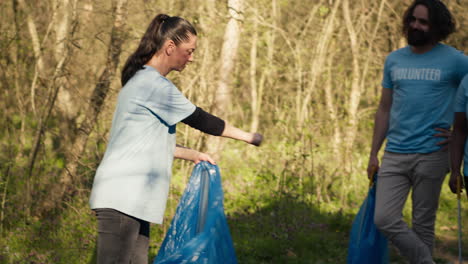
[455,53,468,84]
[455,75,468,113]
[381,56,393,89]
[144,82,196,126]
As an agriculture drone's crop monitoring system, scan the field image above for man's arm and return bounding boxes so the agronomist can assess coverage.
[367,87,393,178]
[434,127,451,150]
[449,112,467,194]
[174,145,216,165]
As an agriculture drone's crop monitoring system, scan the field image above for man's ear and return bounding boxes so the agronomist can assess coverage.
[164,40,176,56]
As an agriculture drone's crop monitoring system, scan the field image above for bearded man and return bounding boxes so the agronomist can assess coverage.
[366,0,468,263]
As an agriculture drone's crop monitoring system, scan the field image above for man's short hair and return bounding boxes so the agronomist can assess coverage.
[402,0,455,43]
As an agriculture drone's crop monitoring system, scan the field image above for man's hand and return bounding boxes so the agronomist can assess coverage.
[448,171,464,194]
[367,155,379,180]
[434,127,451,150]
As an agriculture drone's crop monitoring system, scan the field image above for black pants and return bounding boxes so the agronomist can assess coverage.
[95,208,150,264]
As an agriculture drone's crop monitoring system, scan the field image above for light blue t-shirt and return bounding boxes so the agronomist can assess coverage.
[454,75,468,176]
[89,65,196,224]
[382,44,468,153]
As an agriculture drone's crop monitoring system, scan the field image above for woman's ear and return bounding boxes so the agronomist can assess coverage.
[164,40,176,56]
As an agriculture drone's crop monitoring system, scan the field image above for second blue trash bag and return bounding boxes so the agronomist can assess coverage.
[153,161,237,264]
[347,173,389,264]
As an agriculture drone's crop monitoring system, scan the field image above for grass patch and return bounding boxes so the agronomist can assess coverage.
[2,148,466,263]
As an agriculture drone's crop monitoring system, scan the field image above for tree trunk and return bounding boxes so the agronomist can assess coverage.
[359,0,386,102]
[26,0,78,217]
[342,0,361,161]
[54,0,76,121]
[207,0,244,158]
[43,0,129,211]
[250,0,277,132]
[299,0,341,123]
[324,44,341,157]
[249,18,259,132]
[11,0,26,148]
[17,0,45,115]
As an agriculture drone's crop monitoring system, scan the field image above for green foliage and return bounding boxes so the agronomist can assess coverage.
[1,142,466,263]
[0,0,467,263]
[0,198,96,264]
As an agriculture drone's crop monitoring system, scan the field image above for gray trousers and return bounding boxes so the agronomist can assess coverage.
[95,208,150,264]
[374,151,449,264]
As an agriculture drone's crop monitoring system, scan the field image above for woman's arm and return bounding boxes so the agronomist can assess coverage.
[182,107,263,146]
[174,145,216,165]
[220,123,263,146]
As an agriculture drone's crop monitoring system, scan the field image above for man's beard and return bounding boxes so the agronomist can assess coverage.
[407,28,433,46]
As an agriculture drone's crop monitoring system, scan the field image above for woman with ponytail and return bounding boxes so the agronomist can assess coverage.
[89,14,263,264]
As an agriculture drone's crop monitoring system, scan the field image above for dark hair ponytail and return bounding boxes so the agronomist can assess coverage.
[121,14,197,86]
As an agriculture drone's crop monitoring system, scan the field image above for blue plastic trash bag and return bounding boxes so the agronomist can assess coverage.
[153,161,237,264]
[347,174,389,264]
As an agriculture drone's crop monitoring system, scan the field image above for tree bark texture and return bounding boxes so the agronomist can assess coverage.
[43,0,129,211]
[207,0,244,157]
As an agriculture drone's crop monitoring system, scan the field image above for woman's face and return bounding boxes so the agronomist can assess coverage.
[170,34,197,72]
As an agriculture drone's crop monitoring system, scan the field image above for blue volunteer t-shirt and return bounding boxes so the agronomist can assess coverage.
[454,75,468,176]
[382,44,468,153]
[89,65,196,224]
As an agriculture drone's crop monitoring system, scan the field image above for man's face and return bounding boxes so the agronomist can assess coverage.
[170,34,197,72]
[407,4,432,46]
